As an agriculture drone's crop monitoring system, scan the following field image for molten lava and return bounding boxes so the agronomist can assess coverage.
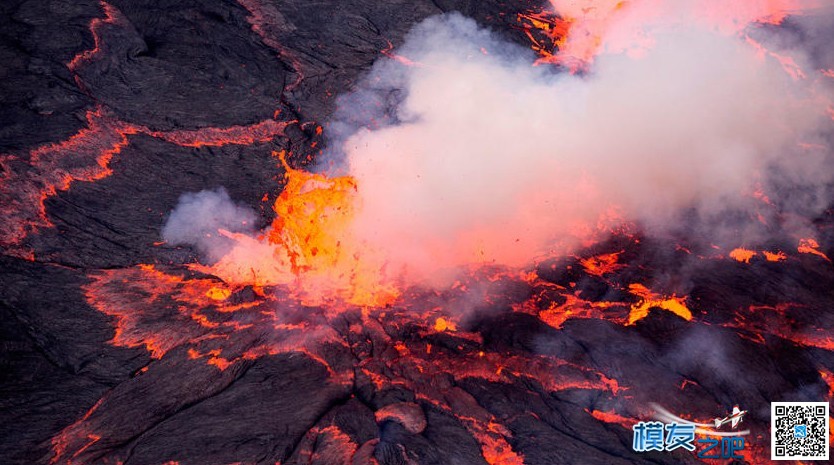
[579,251,625,276]
[798,237,831,262]
[626,283,692,325]
[202,151,399,307]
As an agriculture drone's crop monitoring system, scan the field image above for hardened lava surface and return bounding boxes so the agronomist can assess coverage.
[1,1,833,465]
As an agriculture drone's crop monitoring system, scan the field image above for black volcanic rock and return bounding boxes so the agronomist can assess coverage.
[75,0,288,130]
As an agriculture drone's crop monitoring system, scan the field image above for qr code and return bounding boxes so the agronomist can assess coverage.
[771,402,829,461]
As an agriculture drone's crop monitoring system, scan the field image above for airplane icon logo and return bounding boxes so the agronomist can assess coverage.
[713,406,747,429]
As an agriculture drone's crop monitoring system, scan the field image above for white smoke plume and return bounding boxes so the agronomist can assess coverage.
[162,6,833,304]
[162,188,258,262]
[322,12,831,283]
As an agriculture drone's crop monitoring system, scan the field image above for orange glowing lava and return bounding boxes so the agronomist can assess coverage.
[382,40,419,67]
[203,151,399,307]
[40,1,834,464]
[67,1,121,73]
[235,0,305,91]
[820,369,834,397]
[729,247,757,263]
[587,408,636,430]
[73,257,632,465]
[0,107,138,259]
[763,250,788,262]
[627,283,692,325]
[434,316,457,332]
[579,251,625,276]
[515,10,572,64]
[798,237,831,262]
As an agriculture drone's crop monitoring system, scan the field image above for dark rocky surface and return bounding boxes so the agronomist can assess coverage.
[1,1,833,465]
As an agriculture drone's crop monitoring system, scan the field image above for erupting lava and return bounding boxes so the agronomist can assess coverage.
[162,0,834,314]
[200,151,399,307]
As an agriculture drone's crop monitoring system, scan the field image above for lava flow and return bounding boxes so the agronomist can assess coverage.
[56,251,632,464]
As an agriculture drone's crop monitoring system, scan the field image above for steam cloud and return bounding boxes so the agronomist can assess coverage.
[162,188,257,262]
[325,13,831,281]
[163,7,833,300]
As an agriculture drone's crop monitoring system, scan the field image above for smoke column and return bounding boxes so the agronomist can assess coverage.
[326,11,830,281]
[164,4,833,304]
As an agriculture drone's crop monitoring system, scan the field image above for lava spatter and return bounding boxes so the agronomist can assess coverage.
[798,237,831,262]
[515,9,572,68]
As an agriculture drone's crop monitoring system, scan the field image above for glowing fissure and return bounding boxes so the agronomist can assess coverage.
[0,106,291,259]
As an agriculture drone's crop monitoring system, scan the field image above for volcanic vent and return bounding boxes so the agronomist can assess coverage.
[1,1,833,465]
